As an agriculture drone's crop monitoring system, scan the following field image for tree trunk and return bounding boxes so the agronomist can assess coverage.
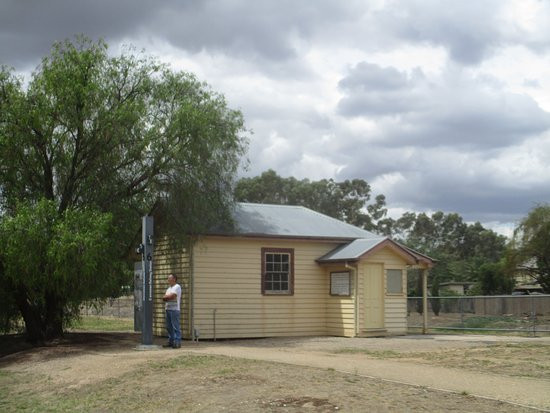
[15,286,64,344]
[45,291,64,340]
[15,286,46,344]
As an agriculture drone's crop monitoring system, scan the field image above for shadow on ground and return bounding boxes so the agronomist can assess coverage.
[0,332,141,366]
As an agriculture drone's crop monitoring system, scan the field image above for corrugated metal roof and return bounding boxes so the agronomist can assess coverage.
[213,202,379,240]
[317,237,387,262]
[206,202,435,265]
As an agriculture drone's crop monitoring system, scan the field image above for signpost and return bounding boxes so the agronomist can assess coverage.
[137,216,154,345]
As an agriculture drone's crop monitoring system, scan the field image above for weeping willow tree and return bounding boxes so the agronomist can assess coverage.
[0,37,248,343]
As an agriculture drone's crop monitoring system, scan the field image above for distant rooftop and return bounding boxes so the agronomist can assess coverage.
[211,202,379,240]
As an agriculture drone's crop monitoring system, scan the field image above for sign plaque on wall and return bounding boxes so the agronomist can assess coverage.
[330,271,351,296]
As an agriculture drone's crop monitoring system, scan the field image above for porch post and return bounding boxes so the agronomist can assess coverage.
[422,268,429,334]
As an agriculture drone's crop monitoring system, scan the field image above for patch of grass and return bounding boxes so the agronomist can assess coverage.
[215,367,237,375]
[335,349,401,358]
[70,316,133,332]
[0,370,47,412]
[148,354,220,370]
[457,316,524,329]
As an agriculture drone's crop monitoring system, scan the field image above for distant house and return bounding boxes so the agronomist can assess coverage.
[152,203,434,339]
[514,258,543,294]
[439,282,474,295]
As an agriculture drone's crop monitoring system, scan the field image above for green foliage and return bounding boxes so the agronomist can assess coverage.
[0,37,247,342]
[235,169,387,231]
[71,316,133,332]
[477,261,514,295]
[508,204,550,293]
[0,199,129,341]
[384,211,507,288]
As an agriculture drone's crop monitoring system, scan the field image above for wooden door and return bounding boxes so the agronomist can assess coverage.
[363,263,384,329]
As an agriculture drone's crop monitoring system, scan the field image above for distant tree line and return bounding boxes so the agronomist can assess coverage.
[235,170,550,295]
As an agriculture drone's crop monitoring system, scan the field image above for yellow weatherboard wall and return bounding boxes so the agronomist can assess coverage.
[191,236,341,339]
[151,232,416,339]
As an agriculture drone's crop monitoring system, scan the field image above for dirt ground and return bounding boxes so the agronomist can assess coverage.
[1,332,549,412]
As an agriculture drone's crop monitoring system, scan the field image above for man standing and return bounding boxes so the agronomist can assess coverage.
[163,274,182,348]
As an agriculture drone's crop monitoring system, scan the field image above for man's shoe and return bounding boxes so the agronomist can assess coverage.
[173,342,181,349]
[162,342,173,348]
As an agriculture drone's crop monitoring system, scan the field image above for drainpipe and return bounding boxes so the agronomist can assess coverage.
[213,308,217,341]
[345,262,359,337]
[189,239,195,341]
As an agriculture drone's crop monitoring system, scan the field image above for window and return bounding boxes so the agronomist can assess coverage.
[386,269,403,294]
[261,248,294,295]
[330,271,351,296]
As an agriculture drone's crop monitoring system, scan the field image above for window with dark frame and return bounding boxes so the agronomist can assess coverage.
[261,248,294,295]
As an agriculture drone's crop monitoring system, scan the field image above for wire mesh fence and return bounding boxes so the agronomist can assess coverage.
[407,295,550,336]
[80,295,134,318]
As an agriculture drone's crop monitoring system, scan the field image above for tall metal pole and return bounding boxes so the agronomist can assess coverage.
[140,216,154,345]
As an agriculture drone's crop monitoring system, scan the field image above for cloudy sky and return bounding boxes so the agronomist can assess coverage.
[2,0,549,236]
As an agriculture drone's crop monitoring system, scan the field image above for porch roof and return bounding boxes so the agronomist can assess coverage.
[317,237,434,267]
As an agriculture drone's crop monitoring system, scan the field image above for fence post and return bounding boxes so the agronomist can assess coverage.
[422,269,429,334]
[459,297,464,326]
[531,295,537,337]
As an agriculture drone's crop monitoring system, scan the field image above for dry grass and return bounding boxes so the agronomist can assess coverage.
[335,342,550,380]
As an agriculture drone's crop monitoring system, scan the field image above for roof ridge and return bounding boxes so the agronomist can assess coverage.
[238,202,303,209]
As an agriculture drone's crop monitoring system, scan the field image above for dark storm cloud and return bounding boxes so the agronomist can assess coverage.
[337,63,426,116]
[0,0,359,68]
[0,0,160,66]
[337,142,550,224]
[385,167,550,223]
[337,62,550,148]
[374,0,507,65]
[338,62,410,91]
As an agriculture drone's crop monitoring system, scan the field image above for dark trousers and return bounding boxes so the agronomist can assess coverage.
[165,309,181,344]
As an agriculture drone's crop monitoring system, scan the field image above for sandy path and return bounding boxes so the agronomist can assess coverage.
[184,338,550,411]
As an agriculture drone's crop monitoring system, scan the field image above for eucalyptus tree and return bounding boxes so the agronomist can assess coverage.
[234,169,388,231]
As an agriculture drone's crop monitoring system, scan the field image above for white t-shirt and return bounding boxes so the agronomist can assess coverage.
[165,283,182,311]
